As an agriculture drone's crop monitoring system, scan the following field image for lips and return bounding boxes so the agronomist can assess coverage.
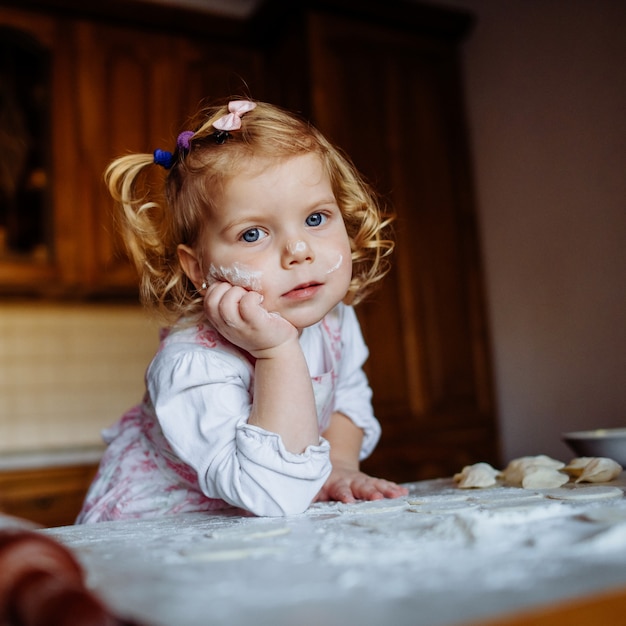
[282,282,322,299]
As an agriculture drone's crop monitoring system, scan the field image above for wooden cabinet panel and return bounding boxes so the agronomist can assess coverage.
[305,10,499,481]
[71,22,263,295]
[0,8,74,292]
[0,464,98,527]
[0,7,263,298]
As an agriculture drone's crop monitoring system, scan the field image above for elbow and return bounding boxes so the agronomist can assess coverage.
[246,490,317,517]
[209,430,332,516]
[212,467,329,517]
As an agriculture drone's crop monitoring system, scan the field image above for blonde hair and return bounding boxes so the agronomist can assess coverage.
[106,99,394,326]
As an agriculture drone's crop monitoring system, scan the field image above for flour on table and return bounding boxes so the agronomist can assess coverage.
[575,523,626,551]
[180,545,286,561]
[408,501,476,515]
[330,499,410,515]
[408,494,476,514]
[178,523,291,561]
[580,507,626,523]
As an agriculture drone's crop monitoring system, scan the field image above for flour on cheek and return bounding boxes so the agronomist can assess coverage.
[207,263,263,292]
[325,253,344,275]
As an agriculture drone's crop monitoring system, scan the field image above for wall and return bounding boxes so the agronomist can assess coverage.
[0,304,159,453]
[433,0,626,462]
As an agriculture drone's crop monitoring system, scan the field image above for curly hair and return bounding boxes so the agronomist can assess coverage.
[105,99,394,327]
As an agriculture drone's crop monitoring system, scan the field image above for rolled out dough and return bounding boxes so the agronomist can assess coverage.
[544,486,624,501]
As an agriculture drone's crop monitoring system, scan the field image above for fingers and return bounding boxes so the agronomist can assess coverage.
[361,478,408,500]
[238,290,266,322]
[329,485,357,504]
[323,473,409,504]
[203,281,296,356]
[205,282,263,328]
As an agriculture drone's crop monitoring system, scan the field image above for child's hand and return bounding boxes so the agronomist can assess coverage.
[204,281,298,358]
[315,466,409,504]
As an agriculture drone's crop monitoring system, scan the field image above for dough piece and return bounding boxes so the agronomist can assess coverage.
[205,525,291,540]
[502,455,565,487]
[562,457,594,477]
[453,462,500,489]
[564,457,623,483]
[520,467,569,489]
[341,500,409,514]
[181,545,285,561]
[544,486,624,501]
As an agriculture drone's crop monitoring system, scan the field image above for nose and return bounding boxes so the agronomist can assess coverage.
[282,239,314,268]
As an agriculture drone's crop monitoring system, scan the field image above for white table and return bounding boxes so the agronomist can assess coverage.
[43,477,626,626]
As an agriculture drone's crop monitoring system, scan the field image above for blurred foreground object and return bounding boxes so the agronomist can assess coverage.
[0,529,142,626]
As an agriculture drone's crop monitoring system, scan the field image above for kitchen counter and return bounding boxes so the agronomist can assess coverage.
[36,475,626,626]
[0,446,104,471]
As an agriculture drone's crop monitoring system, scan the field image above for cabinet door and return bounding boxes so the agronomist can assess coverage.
[64,22,264,296]
[0,8,74,293]
[308,12,499,481]
[0,9,263,297]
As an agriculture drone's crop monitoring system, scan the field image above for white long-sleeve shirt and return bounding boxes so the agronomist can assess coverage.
[76,303,380,522]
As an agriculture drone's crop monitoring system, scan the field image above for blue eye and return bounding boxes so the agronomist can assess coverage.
[306,212,326,227]
[241,228,265,243]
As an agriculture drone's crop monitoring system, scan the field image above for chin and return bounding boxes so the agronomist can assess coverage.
[282,308,328,331]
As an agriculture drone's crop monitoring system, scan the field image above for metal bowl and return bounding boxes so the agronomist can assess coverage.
[562,428,626,467]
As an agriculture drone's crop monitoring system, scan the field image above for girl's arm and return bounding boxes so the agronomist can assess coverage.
[205,281,320,453]
[249,336,320,453]
[317,412,408,503]
[150,333,330,517]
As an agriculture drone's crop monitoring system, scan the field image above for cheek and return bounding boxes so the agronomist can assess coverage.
[324,249,352,281]
[324,235,353,291]
[207,262,263,291]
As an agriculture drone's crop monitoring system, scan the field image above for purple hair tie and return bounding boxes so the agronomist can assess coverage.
[153,130,194,169]
[177,131,194,151]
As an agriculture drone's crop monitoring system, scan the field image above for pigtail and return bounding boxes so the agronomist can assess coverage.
[105,154,174,316]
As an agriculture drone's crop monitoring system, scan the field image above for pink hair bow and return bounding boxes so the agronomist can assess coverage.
[212,100,257,132]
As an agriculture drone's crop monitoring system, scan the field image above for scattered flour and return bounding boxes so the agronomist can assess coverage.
[42,476,626,626]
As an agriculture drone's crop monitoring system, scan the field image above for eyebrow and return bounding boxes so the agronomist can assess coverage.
[220,197,339,235]
[219,215,260,236]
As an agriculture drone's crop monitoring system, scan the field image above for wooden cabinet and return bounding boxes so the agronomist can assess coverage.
[64,20,263,297]
[0,464,98,527]
[0,6,262,298]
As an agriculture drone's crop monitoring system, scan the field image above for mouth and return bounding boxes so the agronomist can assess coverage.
[282,282,323,299]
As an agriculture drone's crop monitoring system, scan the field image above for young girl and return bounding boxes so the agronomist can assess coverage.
[76,98,408,523]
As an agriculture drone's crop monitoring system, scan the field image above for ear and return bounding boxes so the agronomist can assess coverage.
[177,244,205,291]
